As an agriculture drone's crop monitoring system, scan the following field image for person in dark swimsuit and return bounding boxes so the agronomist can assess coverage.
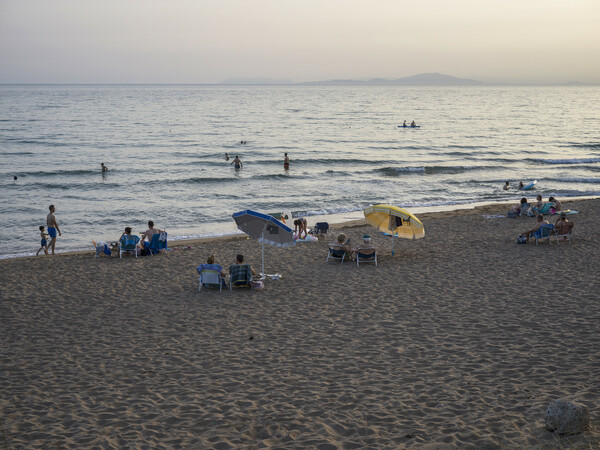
[231,155,242,169]
[284,153,289,170]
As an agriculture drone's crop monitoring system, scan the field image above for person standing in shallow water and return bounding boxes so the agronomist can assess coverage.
[46,204,62,255]
[225,153,229,161]
[231,155,242,169]
[284,153,290,170]
[101,163,108,172]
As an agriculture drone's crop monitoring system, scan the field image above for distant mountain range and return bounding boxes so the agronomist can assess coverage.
[218,73,596,86]
[219,73,484,86]
[305,73,484,86]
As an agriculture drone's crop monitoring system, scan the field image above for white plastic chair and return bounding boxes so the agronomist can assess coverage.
[554,228,573,244]
[199,270,223,292]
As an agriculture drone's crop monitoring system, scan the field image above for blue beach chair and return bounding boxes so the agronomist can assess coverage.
[119,234,140,259]
[532,224,554,246]
[147,232,168,255]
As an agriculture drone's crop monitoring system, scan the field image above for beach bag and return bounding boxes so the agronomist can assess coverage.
[251,280,264,290]
[516,235,527,244]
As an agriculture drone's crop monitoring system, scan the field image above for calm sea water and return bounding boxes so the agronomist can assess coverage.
[1,85,599,258]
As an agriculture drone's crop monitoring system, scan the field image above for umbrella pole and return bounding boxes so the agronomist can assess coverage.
[261,227,265,276]
[391,235,395,256]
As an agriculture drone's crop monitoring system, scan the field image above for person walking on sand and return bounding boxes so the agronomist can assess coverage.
[46,205,62,255]
[36,225,49,256]
[284,152,290,170]
[231,155,242,169]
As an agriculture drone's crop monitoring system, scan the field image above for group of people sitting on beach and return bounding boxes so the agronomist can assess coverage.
[331,233,376,261]
[106,221,166,257]
[510,195,574,243]
[197,253,257,289]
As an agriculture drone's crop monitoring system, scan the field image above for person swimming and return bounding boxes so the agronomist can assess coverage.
[101,163,108,172]
[503,181,510,190]
[225,153,230,161]
[284,153,289,170]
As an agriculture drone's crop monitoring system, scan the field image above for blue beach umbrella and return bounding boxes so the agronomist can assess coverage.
[232,210,296,277]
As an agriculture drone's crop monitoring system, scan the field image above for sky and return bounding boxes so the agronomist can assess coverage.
[1,0,599,84]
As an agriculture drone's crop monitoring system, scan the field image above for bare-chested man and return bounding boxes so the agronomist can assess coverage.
[46,204,62,255]
[554,212,574,236]
[140,220,165,250]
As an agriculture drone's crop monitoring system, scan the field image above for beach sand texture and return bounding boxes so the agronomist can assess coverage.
[1,199,599,448]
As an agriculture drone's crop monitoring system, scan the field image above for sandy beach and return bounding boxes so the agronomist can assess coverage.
[1,198,599,448]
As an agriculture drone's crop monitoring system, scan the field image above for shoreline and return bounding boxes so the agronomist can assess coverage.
[2,195,597,262]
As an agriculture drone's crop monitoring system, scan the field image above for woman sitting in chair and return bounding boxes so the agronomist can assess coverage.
[198,255,228,288]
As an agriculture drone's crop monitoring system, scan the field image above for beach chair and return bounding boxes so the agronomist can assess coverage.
[198,267,224,292]
[356,248,377,266]
[229,264,253,290]
[532,224,554,245]
[554,228,573,244]
[531,203,554,215]
[119,235,140,259]
[326,243,346,264]
[147,232,168,255]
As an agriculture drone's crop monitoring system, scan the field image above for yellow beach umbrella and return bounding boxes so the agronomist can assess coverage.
[363,204,425,255]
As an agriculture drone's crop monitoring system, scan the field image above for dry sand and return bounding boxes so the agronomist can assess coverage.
[1,199,599,449]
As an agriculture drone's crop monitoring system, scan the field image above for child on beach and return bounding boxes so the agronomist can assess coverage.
[36,226,48,256]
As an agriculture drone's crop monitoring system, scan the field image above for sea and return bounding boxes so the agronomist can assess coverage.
[1,84,599,258]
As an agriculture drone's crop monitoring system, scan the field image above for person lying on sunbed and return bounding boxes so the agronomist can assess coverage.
[520,215,549,243]
[352,234,376,260]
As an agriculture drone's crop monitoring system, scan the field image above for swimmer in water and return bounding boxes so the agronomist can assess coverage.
[503,181,510,190]
[225,153,230,161]
[518,181,524,190]
[231,155,242,169]
[101,163,108,172]
[284,152,289,170]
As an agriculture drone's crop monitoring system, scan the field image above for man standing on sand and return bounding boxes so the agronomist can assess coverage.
[46,204,62,255]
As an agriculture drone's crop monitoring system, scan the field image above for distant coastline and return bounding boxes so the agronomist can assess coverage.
[218,72,597,87]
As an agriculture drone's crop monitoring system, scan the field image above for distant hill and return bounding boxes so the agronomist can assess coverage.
[305,73,484,86]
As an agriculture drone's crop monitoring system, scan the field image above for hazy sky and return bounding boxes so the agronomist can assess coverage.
[1,0,599,84]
